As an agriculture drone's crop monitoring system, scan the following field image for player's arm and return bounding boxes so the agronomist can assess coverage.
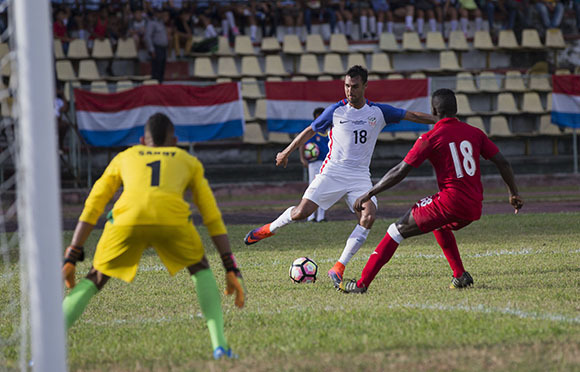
[276,126,316,168]
[403,110,437,124]
[298,142,309,168]
[488,151,523,214]
[354,160,413,212]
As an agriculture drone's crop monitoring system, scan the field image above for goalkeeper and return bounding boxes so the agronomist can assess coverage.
[62,113,244,360]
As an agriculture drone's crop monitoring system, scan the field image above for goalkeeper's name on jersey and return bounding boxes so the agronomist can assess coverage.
[139,150,177,157]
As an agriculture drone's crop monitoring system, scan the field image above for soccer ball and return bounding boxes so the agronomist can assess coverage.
[289,257,318,283]
[303,142,320,162]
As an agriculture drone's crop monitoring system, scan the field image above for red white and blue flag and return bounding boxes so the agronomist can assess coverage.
[265,79,430,133]
[75,83,245,147]
[552,75,580,128]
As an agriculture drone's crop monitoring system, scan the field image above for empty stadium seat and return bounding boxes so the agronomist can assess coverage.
[298,54,320,76]
[115,80,134,92]
[347,53,367,70]
[68,39,89,59]
[369,53,393,74]
[379,33,400,53]
[241,56,263,77]
[266,76,283,82]
[539,115,564,136]
[92,39,113,58]
[282,35,304,55]
[243,122,267,144]
[546,92,552,111]
[498,30,520,50]
[241,77,263,99]
[0,43,8,59]
[367,74,381,80]
[90,80,109,93]
[448,31,469,51]
[78,59,100,80]
[387,74,404,79]
[115,38,138,59]
[323,53,345,75]
[409,72,426,79]
[54,39,66,59]
[456,94,476,116]
[318,75,333,81]
[402,32,423,52]
[217,57,241,78]
[521,92,546,114]
[269,131,292,144]
[306,34,327,54]
[1,60,10,78]
[466,116,487,133]
[489,116,511,137]
[291,75,308,81]
[504,71,527,92]
[216,77,232,83]
[473,31,496,51]
[234,35,255,55]
[425,32,446,51]
[194,57,216,79]
[521,29,543,49]
[377,132,395,142]
[456,72,478,93]
[143,79,159,85]
[438,51,461,72]
[215,36,234,56]
[254,99,267,120]
[265,55,289,76]
[243,99,254,122]
[329,34,349,53]
[496,93,520,115]
[555,69,570,75]
[528,73,551,92]
[261,37,281,53]
[63,81,80,101]
[478,71,500,92]
[545,28,565,49]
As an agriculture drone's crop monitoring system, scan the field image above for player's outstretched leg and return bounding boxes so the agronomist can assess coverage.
[329,224,371,288]
[450,271,474,289]
[339,279,367,293]
[191,268,236,359]
[244,206,297,245]
[62,278,99,329]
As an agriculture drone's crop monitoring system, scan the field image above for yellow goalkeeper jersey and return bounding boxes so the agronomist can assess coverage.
[79,145,226,236]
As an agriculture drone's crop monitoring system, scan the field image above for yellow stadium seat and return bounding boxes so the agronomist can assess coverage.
[402,32,423,52]
[92,39,113,58]
[521,29,543,49]
[379,33,400,53]
[194,57,216,79]
[244,122,267,144]
[496,93,520,115]
[265,55,289,77]
[217,56,241,78]
[323,53,345,75]
[261,37,281,53]
[489,116,512,137]
[54,39,66,59]
[329,34,349,54]
[478,71,500,92]
[456,72,478,93]
[234,35,256,55]
[56,60,77,81]
[370,53,393,74]
[241,56,263,77]
[347,53,367,70]
[545,28,565,49]
[306,34,328,54]
[504,70,527,92]
[215,36,234,56]
[521,92,546,114]
[528,73,551,92]
[67,39,89,59]
[426,32,446,51]
[448,31,469,51]
[298,53,321,76]
[78,59,101,80]
[115,38,138,59]
[498,30,520,50]
[282,35,304,55]
[241,77,263,99]
[473,31,496,51]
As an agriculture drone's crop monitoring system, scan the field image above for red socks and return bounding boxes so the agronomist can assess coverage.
[433,229,465,278]
[357,232,400,288]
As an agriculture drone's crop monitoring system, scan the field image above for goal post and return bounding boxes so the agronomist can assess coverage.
[13,0,67,370]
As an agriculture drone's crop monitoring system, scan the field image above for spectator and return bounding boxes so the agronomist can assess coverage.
[414,0,439,36]
[54,8,72,53]
[128,7,148,48]
[389,0,416,32]
[326,0,352,36]
[347,1,378,40]
[504,0,531,32]
[69,11,90,41]
[174,9,193,56]
[192,1,220,39]
[535,0,565,30]
[304,0,324,36]
[233,2,259,42]
[277,0,305,40]
[456,0,483,36]
[145,9,169,82]
[253,1,278,38]
[54,83,70,153]
[219,2,241,38]
[370,0,389,35]
[92,6,109,40]
[439,0,461,35]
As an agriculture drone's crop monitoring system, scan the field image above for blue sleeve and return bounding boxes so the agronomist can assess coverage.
[375,103,406,124]
[310,102,341,132]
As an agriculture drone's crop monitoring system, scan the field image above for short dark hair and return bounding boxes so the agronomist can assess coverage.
[431,88,457,117]
[313,107,324,119]
[346,65,368,84]
[145,113,174,146]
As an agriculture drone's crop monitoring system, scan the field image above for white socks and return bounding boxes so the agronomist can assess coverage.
[387,223,404,244]
[338,224,370,266]
[405,16,414,31]
[429,19,437,32]
[270,206,295,232]
[460,17,468,34]
[360,15,368,36]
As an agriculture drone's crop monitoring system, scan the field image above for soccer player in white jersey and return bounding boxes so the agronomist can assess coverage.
[244,65,437,288]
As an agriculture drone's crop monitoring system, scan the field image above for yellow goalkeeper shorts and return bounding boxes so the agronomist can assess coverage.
[93,222,205,282]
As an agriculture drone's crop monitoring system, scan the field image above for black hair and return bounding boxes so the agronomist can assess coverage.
[145,113,174,146]
[431,88,457,117]
[313,107,324,119]
[346,65,368,84]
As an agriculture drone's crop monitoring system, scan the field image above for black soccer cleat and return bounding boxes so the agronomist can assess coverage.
[450,271,474,289]
[339,279,367,294]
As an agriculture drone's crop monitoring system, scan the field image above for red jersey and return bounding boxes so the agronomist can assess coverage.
[53,21,68,39]
[403,117,499,221]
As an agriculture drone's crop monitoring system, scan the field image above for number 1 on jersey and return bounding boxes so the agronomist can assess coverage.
[449,140,475,178]
[146,160,161,186]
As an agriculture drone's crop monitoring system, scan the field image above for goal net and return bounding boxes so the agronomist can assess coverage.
[1,0,67,371]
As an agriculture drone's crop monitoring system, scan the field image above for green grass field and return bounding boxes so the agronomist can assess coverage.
[2,212,580,371]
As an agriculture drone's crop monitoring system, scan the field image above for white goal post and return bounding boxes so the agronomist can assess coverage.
[13,0,67,370]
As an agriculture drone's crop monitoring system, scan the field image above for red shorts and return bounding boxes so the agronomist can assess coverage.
[411,193,473,233]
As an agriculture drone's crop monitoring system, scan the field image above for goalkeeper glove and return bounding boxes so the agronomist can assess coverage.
[62,245,85,289]
[221,253,245,308]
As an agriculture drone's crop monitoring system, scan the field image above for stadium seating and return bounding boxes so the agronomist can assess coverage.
[466,116,487,133]
[521,92,547,114]
[521,29,543,50]
[478,71,501,92]
[379,33,400,53]
[67,39,89,59]
[369,52,393,74]
[318,75,333,81]
[90,80,109,93]
[282,35,304,55]
[528,73,551,92]
[241,56,263,77]
[347,53,367,69]
[115,80,134,92]
[367,74,381,80]
[489,115,511,137]
[291,75,308,81]
[243,122,267,144]
[216,77,232,83]
[217,57,241,78]
[393,131,421,140]
[0,43,8,59]
[194,57,216,79]
[496,93,520,115]
[268,131,292,144]
[545,28,566,49]
[143,79,159,85]
[323,53,345,76]
[241,77,263,99]
[539,115,564,136]
[261,37,281,54]
[437,50,462,72]
[243,100,254,122]
[554,69,570,75]
[92,39,113,59]
[254,99,267,121]
[387,74,404,79]
[402,32,423,52]
[1,60,11,77]
[473,31,496,51]
[426,32,446,51]
[215,36,234,56]
[329,34,349,54]
[498,30,520,50]
[298,54,321,76]
[306,34,328,54]
[456,94,476,116]
[78,59,101,80]
[115,38,138,59]
[456,72,478,93]
[234,35,256,55]
[409,72,426,79]
[448,31,469,52]
[54,39,66,59]
[265,54,289,77]
[504,71,527,92]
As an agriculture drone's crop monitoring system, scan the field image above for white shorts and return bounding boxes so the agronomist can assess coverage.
[303,172,378,213]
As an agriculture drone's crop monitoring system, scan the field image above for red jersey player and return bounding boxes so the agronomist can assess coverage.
[339,88,524,293]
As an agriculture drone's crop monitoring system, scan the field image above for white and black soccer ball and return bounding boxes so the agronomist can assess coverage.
[289,257,318,283]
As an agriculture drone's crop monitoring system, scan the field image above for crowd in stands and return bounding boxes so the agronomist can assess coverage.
[51,0,580,58]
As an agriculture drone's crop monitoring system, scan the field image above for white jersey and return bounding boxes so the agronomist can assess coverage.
[311,99,406,175]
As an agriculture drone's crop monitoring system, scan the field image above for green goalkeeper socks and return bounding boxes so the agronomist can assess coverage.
[62,278,98,330]
[191,269,228,351]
